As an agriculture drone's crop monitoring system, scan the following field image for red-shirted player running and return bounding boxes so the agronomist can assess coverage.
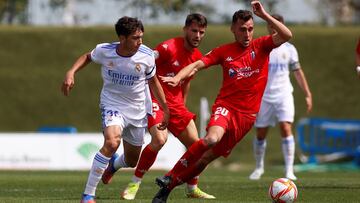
[101,13,215,200]
[152,1,293,203]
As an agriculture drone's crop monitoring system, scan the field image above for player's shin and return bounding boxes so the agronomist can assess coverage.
[282,135,295,172]
[166,139,209,177]
[134,145,158,179]
[84,152,110,196]
[169,160,207,190]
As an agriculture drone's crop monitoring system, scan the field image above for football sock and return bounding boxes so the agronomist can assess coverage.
[131,175,142,184]
[134,144,158,179]
[254,138,267,170]
[169,160,205,190]
[84,152,110,196]
[282,135,295,173]
[186,176,199,190]
[186,175,199,188]
[113,153,128,170]
[167,139,209,190]
[166,139,209,178]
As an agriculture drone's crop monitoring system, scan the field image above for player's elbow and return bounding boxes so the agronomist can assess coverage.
[193,60,205,72]
[283,29,293,41]
[284,31,292,41]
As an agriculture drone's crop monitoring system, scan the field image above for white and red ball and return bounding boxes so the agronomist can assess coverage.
[269,178,298,203]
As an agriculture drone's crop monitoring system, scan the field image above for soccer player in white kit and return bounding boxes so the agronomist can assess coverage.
[249,14,312,181]
[61,16,169,203]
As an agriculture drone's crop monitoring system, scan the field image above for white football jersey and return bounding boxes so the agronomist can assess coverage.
[91,42,156,122]
[262,42,300,103]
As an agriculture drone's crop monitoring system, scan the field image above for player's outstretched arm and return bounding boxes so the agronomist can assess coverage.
[294,68,312,113]
[160,60,205,87]
[251,0,292,46]
[148,75,169,130]
[61,53,92,96]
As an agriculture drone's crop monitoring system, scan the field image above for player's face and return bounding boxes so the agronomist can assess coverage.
[120,29,143,56]
[184,22,206,48]
[231,19,254,47]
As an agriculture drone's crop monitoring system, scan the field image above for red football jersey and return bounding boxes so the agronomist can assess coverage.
[357,38,360,55]
[153,37,202,108]
[201,35,276,114]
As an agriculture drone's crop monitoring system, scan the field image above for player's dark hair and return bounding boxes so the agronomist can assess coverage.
[271,14,284,24]
[232,10,253,24]
[185,13,207,28]
[115,16,144,37]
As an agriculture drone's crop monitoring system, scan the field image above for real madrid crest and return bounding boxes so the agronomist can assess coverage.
[135,64,141,72]
[107,61,114,68]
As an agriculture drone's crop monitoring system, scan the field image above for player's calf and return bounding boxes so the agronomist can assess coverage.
[101,153,119,184]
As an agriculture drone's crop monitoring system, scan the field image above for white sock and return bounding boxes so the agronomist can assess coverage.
[186,176,199,191]
[131,175,142,184]
[113,153,128,170]
[84,152,110,196]
[282,135,295,173]
[253,138,266,170]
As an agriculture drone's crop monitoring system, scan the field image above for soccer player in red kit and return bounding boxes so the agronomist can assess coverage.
[152,1,293,202]
[101,13,215,200]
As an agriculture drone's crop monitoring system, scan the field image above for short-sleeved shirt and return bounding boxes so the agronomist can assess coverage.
[147,37,201,133]
[262,42,300,103]
[201,36,276,114]
[91,42,156,123]
[153,37,202,110]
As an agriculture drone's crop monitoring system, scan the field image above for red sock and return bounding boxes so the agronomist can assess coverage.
[134,145,158,178]
[169,160,207,190]
[186,176,198,186]
[167,139,209,188]
[167,139,208,177]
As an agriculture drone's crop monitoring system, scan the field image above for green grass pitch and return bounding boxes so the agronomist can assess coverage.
[0,168,359,203]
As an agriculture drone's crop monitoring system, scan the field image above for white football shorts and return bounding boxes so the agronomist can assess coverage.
[255,95,294,128]
[101,106,145,146]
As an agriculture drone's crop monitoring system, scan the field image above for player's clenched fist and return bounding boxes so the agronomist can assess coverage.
[61,72,75,96]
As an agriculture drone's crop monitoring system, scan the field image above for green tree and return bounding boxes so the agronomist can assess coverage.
[0,0,28,24]
[305,0,360,25]
[124,0,213,19]
[232,0,281,13]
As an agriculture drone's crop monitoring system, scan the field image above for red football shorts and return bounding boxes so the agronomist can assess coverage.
[148,101,196,137]
[207,105,256,157]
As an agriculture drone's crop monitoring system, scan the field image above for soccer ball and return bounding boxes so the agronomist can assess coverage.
[269,178,298,203]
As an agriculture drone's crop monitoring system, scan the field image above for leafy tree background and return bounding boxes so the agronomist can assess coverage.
[1,0,360,25]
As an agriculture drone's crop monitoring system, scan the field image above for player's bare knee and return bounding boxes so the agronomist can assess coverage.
[150,139,167,151]
[104,139,120,153]
[150,131,168,150]
[203,136,219,147]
